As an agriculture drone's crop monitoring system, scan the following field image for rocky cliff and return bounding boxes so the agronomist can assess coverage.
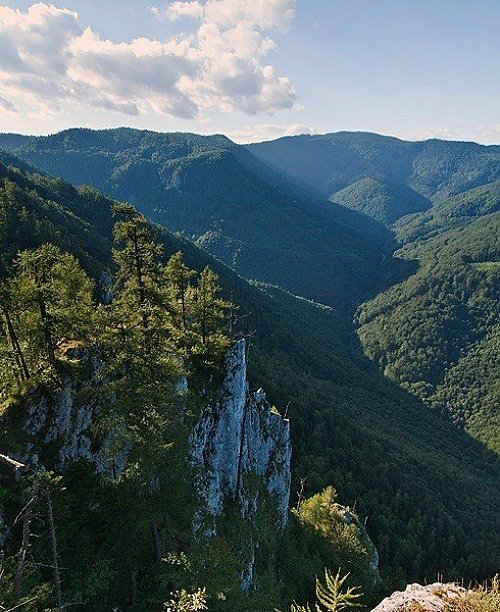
[19,346,126,477]
[191,339,292,589]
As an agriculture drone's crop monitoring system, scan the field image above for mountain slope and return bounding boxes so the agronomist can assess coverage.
[357,210,500,453]
[330,176,431,225]
[1,151,499,591]
[246,131,500,455]
[0,128,394,314]
[395,179,500,244]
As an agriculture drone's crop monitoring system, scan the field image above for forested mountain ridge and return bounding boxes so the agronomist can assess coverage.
[358,209,500,453]
[0,128,395,314]
[248,132,500,203]
[1,152,499,608]
[394,179,500,244]
[330,177,432,226]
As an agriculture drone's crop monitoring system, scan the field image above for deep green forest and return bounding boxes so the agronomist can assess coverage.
[0,130,499,610]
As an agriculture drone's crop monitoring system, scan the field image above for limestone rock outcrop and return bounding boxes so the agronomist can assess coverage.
[371,582,468,611]
[191,339,292,589]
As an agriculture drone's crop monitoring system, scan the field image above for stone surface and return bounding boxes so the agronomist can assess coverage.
[22,349,127,476]
[371,582,468,611]
[14,339,292,593]
[190,339,292,588]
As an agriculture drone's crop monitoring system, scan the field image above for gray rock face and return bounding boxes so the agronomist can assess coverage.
[22,348,127,477]
[371,582,468,611]
[191,339,292,588]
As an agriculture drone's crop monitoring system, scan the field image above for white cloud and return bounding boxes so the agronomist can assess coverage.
[156,0,295,30]
[154,1,204,21]
[0,94,16,112]
[228,123,314,143]
[0,1,297,120]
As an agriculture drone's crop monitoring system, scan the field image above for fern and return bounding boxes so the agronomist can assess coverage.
[315,569,363,611]
[280,569,363,612]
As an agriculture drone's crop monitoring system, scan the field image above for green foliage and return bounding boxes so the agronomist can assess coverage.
[102,205,182,460]
[315,569,363,611]
[280,487,376,607]
[357,213,500,453]
[163,253,231,373]
[294,487,372,568]
[0,149,499,610]
[284,569,363,612]
[0,558,53,612]
[0,243,95,399]
[165,588,208,612]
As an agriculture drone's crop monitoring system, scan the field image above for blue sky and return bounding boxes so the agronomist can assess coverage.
[0,0,499,143]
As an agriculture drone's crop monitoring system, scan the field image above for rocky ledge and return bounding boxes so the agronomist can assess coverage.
[371,582,468,611]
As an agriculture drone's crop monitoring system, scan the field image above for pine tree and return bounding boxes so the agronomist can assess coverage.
[190,266,231,371]
[111,204,166,354]
[103,206,183,482]
[14,244,95,371]
[165,251,196,331]
[0,243,95,398]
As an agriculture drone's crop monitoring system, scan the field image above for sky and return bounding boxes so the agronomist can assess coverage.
[0,0,499,144]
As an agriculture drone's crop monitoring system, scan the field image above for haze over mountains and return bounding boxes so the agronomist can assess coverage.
[248,132,500,208]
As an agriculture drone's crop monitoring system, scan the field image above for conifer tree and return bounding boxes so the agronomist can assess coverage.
[165,251,196,331]
[190,266,231,370]
[0,244,95,399]
[14,244,95,370]
[104,206,182,480]
[111,204,165,354]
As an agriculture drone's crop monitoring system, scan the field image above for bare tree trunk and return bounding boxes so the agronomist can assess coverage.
[44,487,62,610]
[131,569,138,605]
[15,482,38,597]
[2,308,30,380]
[0,455,27,472]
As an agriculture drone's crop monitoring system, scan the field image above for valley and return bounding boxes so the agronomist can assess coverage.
[0,129,498,611]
